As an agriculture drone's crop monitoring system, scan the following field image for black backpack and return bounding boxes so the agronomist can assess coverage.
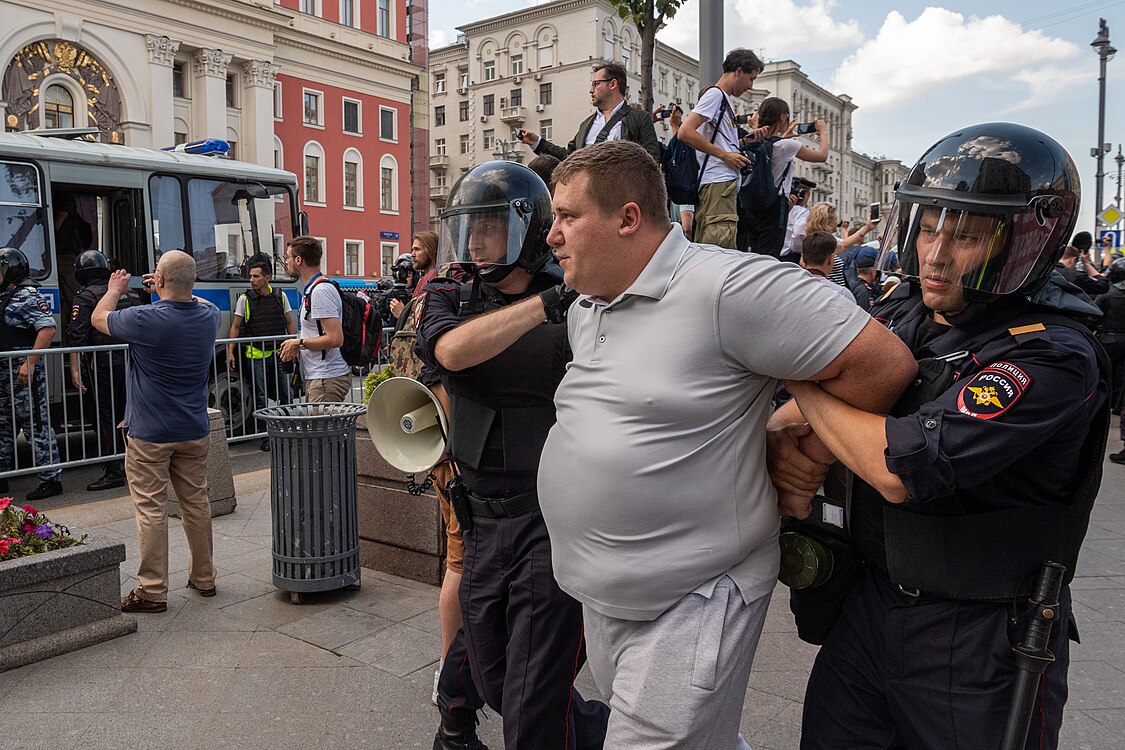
[304,278,381,368]
[662,87,730,205]
[738,136,791,213]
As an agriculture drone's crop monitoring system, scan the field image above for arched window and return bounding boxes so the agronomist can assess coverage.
[303,141,325,205]
[273,136,284,171]
[343,148,363,208]
[380,154,398,213]
[44,84,75,129]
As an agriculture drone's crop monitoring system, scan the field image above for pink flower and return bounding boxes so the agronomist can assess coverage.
[0,540,8,556]
[0,497,10,511]
[22,504,37,514]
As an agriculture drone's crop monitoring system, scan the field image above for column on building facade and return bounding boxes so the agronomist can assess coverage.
[146,35,181,149]
[241,59,280,167]
[192,48,232,142]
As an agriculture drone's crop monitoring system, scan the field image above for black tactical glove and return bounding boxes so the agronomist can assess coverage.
[539,283,579,324]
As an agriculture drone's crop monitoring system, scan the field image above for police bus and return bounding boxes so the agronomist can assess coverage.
[0,129,304,434]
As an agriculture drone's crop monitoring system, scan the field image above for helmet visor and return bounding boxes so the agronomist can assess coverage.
[437,202,533,273]
[877,198,1064,297]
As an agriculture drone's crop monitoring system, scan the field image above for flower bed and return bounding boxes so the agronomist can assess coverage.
[1,498,136,672]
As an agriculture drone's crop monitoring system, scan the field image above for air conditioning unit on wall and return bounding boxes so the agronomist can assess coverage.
[534,104,544,112]
[458,86,467,94]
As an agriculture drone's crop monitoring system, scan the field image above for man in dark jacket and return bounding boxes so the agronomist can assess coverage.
[515,60,661,164]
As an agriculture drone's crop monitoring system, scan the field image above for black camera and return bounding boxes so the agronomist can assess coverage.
[795,187,807,200]
[657,108,672,120]
[734,113,751,125]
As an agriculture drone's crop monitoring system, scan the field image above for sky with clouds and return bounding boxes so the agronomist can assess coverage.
[427,0,1125,234]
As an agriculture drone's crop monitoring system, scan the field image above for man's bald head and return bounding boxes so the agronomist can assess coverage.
[157,250,197,294]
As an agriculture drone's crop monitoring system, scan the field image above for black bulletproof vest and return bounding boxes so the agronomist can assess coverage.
[241,288,288,345]
[444,275,567,494]
[1099,285,1125,333]
[850,293,1110,600]
[80,280,143,346]
[0,286,41,350]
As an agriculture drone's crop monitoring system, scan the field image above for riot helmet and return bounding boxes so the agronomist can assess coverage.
[75,250,111,285]
[1109,257,1125,284]
[437,160,553,283]
[0,247,30,290]
[878,123,1079,314]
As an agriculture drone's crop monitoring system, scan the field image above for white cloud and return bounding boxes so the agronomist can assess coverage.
[429,28,450,49]
[831,8,1080,111]
[1005,65,1089,113]
[659,0,863,61]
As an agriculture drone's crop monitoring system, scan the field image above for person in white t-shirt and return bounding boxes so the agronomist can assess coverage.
[277,236,350,402]
[779,177,816,263]
[677,49,765,249]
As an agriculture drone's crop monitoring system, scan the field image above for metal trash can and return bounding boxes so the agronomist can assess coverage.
[256,402,366,604]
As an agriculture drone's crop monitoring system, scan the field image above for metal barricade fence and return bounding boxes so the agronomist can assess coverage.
[0,327,395,479]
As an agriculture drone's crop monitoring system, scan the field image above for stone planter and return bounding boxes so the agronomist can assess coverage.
[0,533,137,672]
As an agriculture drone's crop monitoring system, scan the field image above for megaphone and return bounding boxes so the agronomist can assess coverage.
[366,377,448,473]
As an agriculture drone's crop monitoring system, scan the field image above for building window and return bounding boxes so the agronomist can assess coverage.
[537,45,553,69]
[225,74,238,108]
[687,84,694,104]
[300,0,316,14]
[273,136,284,170]
[377,0,390,37]
[483,61,496,82]
[603,35,614,60]
[381,243,397,276]
[483,129,495,150]
[380,155,398,212]
[345,240,362,275]
[434,137,446,155]
[434,72,446,94]
[539,83,551,106]
[509,88,522,107]
[340,0,355,27]
[659,72,667,94]
[342,99,361,134]
[343,149,362,207]
[459,134,470,154]
[458,100,469,122]
[380,107,396,141]
[435,174,448,188]
[303,90,323,126]
[540,119,552,142]
[435,105,445,127]
[172,62,187,98]
[621,45,630,73]
[273,81,283,119]
[482,94,494,116]
[43,85,75,129]
[303,142,325,204]
[673,78,680,100]
[459,70,469,89]
[511,55,523,76]
[174,131,188,146]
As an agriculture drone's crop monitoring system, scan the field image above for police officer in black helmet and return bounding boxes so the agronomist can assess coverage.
[416,161,608,750]
[68,250,142,491]
[1097,257,1125,462]
[769,123,1110,749]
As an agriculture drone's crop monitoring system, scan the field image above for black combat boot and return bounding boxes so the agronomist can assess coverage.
[87,462,127,491]
[433,708,489,750]
[1110,446,1125,464]
[27,479,63,501]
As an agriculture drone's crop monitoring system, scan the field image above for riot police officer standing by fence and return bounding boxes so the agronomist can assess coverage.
[770,123,1109,749]
[416,161,608,750]
[68,250,141,491]
[0,247,63,499]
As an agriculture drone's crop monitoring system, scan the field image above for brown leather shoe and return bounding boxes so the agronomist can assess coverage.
[187,580,217,597]
[121,589,167,613]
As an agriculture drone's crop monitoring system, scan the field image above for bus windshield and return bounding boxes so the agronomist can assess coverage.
[151,175,295,281]
[0,161,49,279]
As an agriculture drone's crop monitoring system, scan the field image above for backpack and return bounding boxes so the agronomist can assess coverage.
[387,297,424,380]
[304,277,381,368]
[662,87,730,205]
[738,136,791,213]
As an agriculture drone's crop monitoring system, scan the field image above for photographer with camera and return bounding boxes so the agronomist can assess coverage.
[778,177,817,264]
[654,103,698,239]
[737,97,829,256]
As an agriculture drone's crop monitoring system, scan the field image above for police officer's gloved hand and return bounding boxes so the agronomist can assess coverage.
[539,284,579,325]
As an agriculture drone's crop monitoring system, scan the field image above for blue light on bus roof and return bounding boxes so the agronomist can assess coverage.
[162,138,231,156]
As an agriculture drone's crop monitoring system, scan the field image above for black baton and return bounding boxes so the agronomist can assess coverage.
[999,561,1066,750]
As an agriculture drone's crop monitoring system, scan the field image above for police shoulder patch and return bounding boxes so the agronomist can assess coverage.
[35,295,50,314]
[956,362,1031,420]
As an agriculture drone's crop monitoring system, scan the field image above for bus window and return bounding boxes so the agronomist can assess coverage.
[254,186,295,281]
[187,179,294,281]
[151,175,186,257]
[0,161,49,279]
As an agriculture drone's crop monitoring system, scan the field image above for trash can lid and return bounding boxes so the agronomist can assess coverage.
[255,402,367,424]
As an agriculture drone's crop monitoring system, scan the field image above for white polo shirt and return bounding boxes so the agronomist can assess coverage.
[538,226,870,621]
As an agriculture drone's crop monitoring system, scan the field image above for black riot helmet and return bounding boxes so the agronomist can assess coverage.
[0,247,30,291]
[437,160,553,283]
[878,123,1080,310]
[75,250,111,285]
[1109,257,1125,284]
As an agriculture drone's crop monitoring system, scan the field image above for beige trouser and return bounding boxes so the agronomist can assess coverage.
[305,374,352,402]
[694,178,739,249]
[125,434,214,602]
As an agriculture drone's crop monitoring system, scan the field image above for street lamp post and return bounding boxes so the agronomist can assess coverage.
[1092,18,1116,262]
[1116,146,1124,210]
[492,138,518,161]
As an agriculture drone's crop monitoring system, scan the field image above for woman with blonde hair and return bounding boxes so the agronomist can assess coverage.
[806,202,880,284]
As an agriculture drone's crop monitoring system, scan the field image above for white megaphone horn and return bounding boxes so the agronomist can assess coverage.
[366,377,449,474]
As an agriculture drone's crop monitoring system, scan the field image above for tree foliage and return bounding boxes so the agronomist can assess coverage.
[607,0,690,113]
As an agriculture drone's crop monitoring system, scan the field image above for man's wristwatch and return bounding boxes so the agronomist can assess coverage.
[298,339,306,350]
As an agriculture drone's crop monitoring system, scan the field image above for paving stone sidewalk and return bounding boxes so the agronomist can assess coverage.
[4,448,1125,749]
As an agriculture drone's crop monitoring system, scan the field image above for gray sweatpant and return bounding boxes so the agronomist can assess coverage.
[582,576,770,749]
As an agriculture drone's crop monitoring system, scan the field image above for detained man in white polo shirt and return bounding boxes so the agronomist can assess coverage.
[533,141,918,747]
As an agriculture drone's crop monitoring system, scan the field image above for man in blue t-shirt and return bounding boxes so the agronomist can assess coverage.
[92,250,221,614]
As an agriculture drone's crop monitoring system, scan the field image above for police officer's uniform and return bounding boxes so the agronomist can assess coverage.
[234,285,292,432]
[794,123,1109,750]
[0,280,62,495]
[69,272,141,488]
[416,160,607,750]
